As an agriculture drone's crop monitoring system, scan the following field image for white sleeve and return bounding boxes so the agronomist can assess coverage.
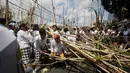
[67,31,70,35]
[50,40,58,52]
[61,43,67,53]
[34,40,40,51]
[50,40,54,52]
[21,31,33,41]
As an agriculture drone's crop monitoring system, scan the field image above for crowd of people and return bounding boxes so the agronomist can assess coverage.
[6,21,130,73]
[7,22,82,73]
[88,26,130,49]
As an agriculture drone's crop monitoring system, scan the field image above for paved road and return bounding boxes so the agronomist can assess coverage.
[45,68,75,73]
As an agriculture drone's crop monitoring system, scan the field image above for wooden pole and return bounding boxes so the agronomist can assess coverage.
[63,5,65,26]
[90,12,93,27]
[76,0,79,27]
[83,10,86,26]
[5,0,9,26]
[71,9,73,27]
[30,0,37,28]
[51,0,57,25]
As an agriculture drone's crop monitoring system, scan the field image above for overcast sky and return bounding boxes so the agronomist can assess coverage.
[1,0,109,26]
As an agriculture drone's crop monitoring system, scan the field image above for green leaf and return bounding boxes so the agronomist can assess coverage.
[121,7,127,11]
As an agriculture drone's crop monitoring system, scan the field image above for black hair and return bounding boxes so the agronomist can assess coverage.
[63,28,69,32]
[8,25,13,29]
[33,24,39,31]
[73,28,76,30]
[52,25,57,29]
[39,27,46,36]
[19,23,27,29]
[0,18,6,25]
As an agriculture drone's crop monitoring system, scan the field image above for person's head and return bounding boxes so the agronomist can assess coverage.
[33,24,39,31]
[52,25,57,31]
[8,25,14,30]
[19,23,27,31]
[73,28,76,31]
[64,28,69,33]
[39,27,46,40]
[53,34,60,43]
[8,23,15,30]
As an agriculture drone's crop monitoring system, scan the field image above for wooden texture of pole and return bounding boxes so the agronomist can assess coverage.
[51,0,57,25]
[76,0,79,27]
[90,12,93,27]
[5,0,9,26]
[63,5,65,26]
[83,10,85,26]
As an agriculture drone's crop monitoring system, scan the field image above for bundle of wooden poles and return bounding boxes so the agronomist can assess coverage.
[62,31,130,73]
[46,27,130,73]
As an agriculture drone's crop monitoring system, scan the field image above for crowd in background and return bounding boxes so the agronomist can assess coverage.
[6,21,130,73]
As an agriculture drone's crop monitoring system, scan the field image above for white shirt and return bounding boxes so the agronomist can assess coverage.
[33,30,40,37]
[74,30,78,35]
[50,29,60,35]
[62,31,70,37]
[34,36,47,51]
[32,30,40,42]
[17,30,32,49]
[94,30,98,34]
[67,37,76,42]
[9,29,15,35]
[90,30,95,35]
[64,31,70,36]
[53,30,60,35]
[50,39,65,55]
[79,30,85,34]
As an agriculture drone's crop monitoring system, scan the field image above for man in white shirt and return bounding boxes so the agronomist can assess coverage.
[17,23,33,65]
[8,23,15,35]
[32,24,40,38]
[34,27,48,62]
[51,25,60,35]
[67,35,77,42]
[28,24,40,44]
[62,28,70,38]
[51,34,67,57]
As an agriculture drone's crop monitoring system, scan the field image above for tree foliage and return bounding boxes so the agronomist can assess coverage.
[100,0,130,20]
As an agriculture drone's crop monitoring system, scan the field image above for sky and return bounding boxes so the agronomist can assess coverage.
[0,0,109,26]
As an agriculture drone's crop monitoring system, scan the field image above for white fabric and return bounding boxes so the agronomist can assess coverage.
[17,30,32,49]
[102,30,109,36]
[74,30,78,34]
[90,31,95,35]
[67,35,77,42]
[50,39,65,55]
[90,30,98,35]
[62,31,70,38]
[79,30,85,34]
[0,24,8,31]
[53,30,60,35]
[49,28,60,35]
[33,31,40,37]
[9,23,15,25]
[94,30,98,34]
[27,29,35,43]
[9,29,15,35]
[54,31,59,35]
[63,31,70,36]
[34,36,47,51]
[32,30,40,43]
